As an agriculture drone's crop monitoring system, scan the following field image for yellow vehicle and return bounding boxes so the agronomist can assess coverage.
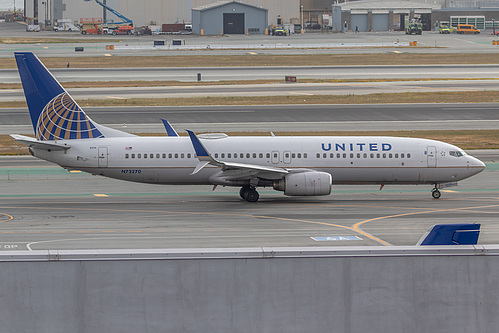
[439,25,450,34]
[456,24,480,34]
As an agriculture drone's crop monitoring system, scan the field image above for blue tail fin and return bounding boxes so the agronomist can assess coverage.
[417,223,480,246]
[15,52,104,140]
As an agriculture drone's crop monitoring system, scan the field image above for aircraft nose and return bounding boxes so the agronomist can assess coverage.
[470,156,486,173]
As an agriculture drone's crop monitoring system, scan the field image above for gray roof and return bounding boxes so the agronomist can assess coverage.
[192,0,267,12]
[335,0,441,10]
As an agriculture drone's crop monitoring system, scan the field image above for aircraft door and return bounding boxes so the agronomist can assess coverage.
[271,151,279,164]
[283,151,291,164]
[98,147,108,168]
[427,146,436,167]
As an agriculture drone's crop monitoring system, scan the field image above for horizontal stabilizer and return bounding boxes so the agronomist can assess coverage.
[10,134,70,151]
[418,223,480,246]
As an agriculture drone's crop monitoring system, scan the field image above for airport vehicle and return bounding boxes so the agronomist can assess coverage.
[272,26,288,36]
[26,25,40,32]
[54,20,80,32]
[111,25,134,35]
[85,0,133,34]
[12,52,485,202]
[439,25,451,34]
[80,18,102,35]
[405,22,422,35]
[456,24,480,34]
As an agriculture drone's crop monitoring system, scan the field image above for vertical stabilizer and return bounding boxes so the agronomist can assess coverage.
[14,52,127,140]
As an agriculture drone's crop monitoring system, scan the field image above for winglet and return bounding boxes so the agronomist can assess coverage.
[186,130,211,160]
[417,223,480,246]
[161,119,179,137]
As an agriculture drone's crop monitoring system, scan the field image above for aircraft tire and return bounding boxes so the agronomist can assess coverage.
[432,189,441,199]
[245,189,259,202]
[240,186,250,199]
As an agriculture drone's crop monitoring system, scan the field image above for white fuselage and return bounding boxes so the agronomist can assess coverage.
[30,135,485,187]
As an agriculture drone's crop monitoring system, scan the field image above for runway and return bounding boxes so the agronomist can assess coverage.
[2,80,499,102]
[0,154,497,251]
[2,65,499,83]
[2,103,499,135]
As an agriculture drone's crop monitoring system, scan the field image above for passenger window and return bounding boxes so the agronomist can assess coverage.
[259,153,263,158]
[168,153,172,158]
[304,153,308,158]
[389,153,392,158]
[376,153,380,158]
[395,153,399,158]
[323,153,327,158]
[144,154,147,159]
[131,154,135,158]
[221,153,225,158]
[240,153,244,158]
[125,154,129,159]
[383,153,386,158]
[138,154,141,158]
[253,153,257,158]
[401,153,405,158]
[343,153,347,158]
[150,154,154,158]
[181,153,185,158]
[297,153,301,158]
[273,153,278,158]
[357,153,361,158]
[214,153,218,158]
[156,154,160,158]
[175,153,178,158]
[330,153,334,158]
[266,153,270,158]
[337,153,341,158]
[407,153,411,158]
[162,153,166,158]
[246,153,250,158]
[187,153,191,158]
[316,153,320,158]
[228,153,231,158]
[370,153,374,158]
[350,153,354,158]
[363,153,367,158]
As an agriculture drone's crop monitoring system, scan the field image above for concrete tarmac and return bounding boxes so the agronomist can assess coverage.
[0,154,497,251]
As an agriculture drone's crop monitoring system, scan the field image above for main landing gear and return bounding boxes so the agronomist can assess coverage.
[431,185,441,199]
[240,186,260,202]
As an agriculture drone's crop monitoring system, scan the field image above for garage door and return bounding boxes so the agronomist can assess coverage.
[351,14,368,32]
[372,14,389,31]
[223,13,245,34]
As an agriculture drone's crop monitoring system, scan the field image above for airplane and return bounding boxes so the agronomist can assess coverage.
[11,52,486,202]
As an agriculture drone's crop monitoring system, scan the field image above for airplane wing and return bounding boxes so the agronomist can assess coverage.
[10,134,71,151]
[186,130,288,180]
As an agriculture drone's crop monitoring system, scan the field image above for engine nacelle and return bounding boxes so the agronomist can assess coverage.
[273,171,332,196]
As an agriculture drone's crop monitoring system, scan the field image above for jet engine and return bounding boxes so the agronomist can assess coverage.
[273,171,332,196]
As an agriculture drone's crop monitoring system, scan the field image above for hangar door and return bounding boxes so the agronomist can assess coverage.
[351,14,368,32]
[372,14,389,31]
[223,13,245,34]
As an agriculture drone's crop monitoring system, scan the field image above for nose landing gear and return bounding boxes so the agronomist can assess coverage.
[240,186,260,202]
[431,185,441,199]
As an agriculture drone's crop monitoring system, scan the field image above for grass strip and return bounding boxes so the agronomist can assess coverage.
[1,53,499,69]
[2,130,499,155]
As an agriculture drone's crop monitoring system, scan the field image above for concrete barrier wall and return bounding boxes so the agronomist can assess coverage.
[1,246,499,333]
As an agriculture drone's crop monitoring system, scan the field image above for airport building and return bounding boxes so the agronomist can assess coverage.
[24,0,299,30]
[192,2,268,34]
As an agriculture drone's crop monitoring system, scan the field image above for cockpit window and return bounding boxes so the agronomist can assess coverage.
[449,150,465,157]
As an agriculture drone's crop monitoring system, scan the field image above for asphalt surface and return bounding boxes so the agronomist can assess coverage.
[0,154,497,251]
[3,103,499,135]
[3,65,499,83]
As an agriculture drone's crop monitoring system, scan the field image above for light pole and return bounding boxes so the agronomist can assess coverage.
[493,19,496,36]
[301,5,304,34]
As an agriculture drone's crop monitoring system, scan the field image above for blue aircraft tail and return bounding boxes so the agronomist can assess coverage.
[417,223,480,246]
[15,52,104,141]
